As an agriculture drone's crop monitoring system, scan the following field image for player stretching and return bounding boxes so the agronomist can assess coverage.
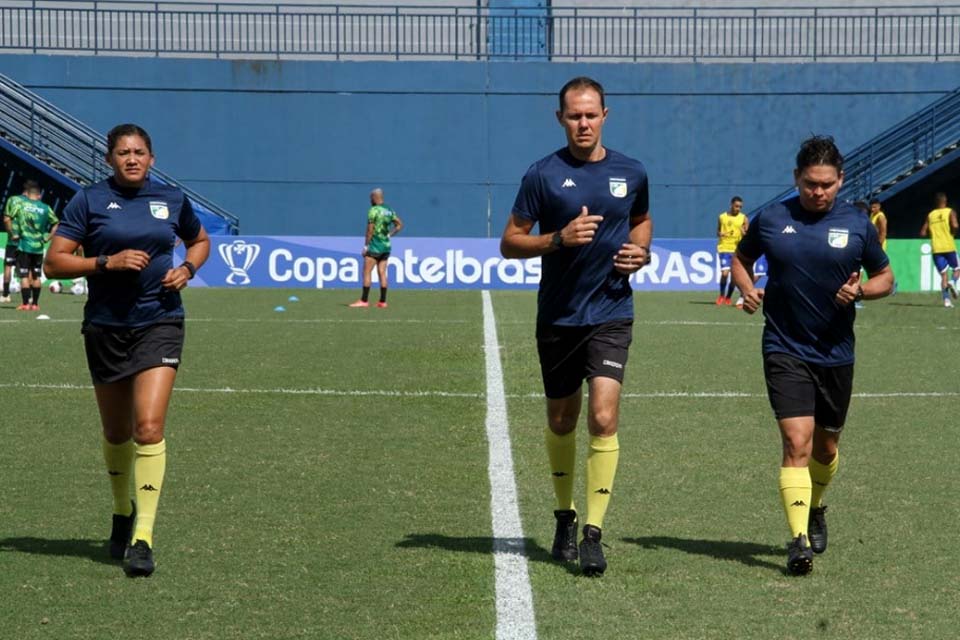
[500,76,652,577]
[350,188,403,308]
[919,192,959,308]
[733,136,893,576]
[716,196,747,306]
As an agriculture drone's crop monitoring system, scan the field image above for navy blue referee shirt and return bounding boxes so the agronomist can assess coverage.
[737,196,888,366]
[512,147,649,327]
[57,177,203,328]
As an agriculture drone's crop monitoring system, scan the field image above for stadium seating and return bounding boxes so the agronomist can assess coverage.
[0,73,239,234]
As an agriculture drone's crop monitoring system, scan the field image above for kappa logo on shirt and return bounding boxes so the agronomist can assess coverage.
[561,178,576,188]
[781,225,797,234]
[107,202,122,210]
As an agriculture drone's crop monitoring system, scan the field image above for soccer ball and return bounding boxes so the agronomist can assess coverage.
[48,280,62,294]
[9,280,20,294]
[70,281,86,296]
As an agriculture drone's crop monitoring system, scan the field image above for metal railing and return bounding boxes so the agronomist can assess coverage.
[0,72,239,231]
[750,85,960,211]
[0,2,957,61]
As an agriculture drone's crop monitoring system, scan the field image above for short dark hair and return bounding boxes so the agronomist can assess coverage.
[869,198,881,206]
[106,123,153,155]
[558,77,605,111]
[796,135,843,172]
[22,179,40,192]
[731,196,743,204]
[934,192,947,203]
[853,200,869,212]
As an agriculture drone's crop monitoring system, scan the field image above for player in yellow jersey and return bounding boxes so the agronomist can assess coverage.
[868,198,898,297]
[716,196,747,305]
[868,199,888,250]
[919,192,959,308]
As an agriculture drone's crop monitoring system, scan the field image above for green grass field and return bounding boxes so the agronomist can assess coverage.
[0,288,957,639]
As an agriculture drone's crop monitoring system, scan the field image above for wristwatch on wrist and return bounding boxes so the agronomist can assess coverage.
[854,285,864,302]
[551,231,563,249]
[179,260,197,279]
[96,255,108,272]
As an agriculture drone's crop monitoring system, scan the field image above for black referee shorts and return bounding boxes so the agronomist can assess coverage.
[82,321,185,385]
[763,351,854,432]
[536,319,633,399]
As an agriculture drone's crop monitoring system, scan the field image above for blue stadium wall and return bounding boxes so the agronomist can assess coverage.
[1,54,958,237]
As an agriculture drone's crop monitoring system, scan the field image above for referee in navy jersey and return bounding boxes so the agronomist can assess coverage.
[500,77,652,577]
[45,124,210,578]
[733,135,894,576]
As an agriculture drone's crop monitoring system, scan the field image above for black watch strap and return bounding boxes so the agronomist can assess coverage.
[180,260,197,279]
[551,231,563,249]
[854,285,864,302]
[96,255,108,272]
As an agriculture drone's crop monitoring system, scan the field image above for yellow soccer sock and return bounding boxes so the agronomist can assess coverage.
[545,428,577,512]
[585,434,620,529]
[809,452,839,508]
[101,437,135,516]
[133,440,167,547]
[779,466,812,539]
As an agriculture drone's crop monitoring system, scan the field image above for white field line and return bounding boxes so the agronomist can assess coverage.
[481,290,537,640]
[4,381,956,400]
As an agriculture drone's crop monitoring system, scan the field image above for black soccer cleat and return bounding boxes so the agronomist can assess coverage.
[109,502,136,561]
[808,505,828,554]
[551,509,578,561]
[786,534,814,576]
[578,525,607,577]
[123,539,155,577]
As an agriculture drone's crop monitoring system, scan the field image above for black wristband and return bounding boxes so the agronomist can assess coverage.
[854,285,864,302]
[180,260,197,279]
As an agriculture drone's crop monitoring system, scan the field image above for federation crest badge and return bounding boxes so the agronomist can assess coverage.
[609,178,628,198]
[827,228,849,249]
[149,201,170,220]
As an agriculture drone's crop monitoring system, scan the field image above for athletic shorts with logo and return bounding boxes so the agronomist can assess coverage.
[82,321,184,384]
[4,243,17,266]
[367,251,390,261]
[16,251,42,277]
[718,252,734,270]
[933,251,959,272]
[763,351,853,432]
[536,319,632,399]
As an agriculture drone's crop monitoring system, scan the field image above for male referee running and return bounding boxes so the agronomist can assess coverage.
[732,135,894,576]
[500,77,652,577]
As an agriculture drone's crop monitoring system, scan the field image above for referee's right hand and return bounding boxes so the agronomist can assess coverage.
[561,206,604,246]
[105,249,150,272]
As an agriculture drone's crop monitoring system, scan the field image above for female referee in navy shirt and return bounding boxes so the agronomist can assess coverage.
[45,124,210,577]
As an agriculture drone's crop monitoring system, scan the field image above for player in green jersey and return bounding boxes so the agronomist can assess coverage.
[350,188,403,308]
[2,181,32,303]
[12,183,58,310]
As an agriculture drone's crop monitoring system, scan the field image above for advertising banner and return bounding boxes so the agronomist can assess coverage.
[0,233,945,292]
[201,236,731,291]
[197,236,953,292]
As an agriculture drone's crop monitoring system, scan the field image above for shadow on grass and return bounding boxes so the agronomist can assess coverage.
[885,301,937,308]
[622,536,786,574]
[0,537,117,566]
[396,533,580,575]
